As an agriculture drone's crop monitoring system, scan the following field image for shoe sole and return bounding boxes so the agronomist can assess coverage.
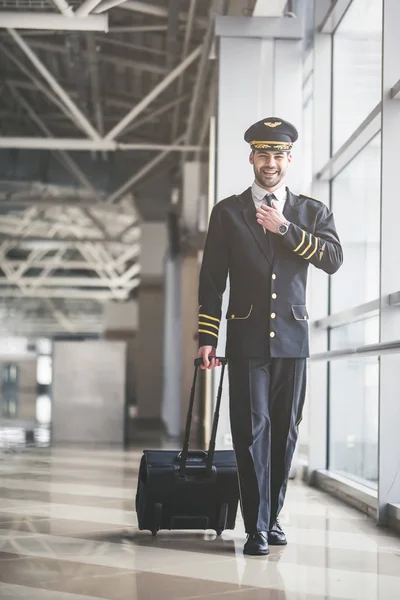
[243,548,270,556]
[268,539,287,546]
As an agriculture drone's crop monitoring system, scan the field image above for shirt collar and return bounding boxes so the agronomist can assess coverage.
[252,180,287,203]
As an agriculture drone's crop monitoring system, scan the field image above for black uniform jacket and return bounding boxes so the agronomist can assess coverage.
[198,187,343,358]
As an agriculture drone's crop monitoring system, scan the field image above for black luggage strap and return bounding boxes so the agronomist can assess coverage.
[179,357,228,478]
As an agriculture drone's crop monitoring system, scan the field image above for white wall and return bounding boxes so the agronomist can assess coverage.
[214,30,304,448]
[52,341,126,444]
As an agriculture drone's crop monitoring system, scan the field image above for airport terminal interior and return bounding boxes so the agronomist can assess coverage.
[1,0,400,598]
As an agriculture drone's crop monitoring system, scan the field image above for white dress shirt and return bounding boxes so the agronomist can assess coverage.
[251,181,287,232]
[251,180,287,212]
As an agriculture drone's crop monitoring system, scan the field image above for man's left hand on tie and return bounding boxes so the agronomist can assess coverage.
[256,201,288,233]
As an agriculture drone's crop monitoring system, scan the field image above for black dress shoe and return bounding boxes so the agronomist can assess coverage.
[268,520,287,546]
[243,532,270,556]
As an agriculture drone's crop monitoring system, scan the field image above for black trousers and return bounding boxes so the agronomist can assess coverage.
[228,357,307,533]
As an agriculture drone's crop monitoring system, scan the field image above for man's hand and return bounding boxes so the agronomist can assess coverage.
[256,201,287,233]
[196,345,221,370]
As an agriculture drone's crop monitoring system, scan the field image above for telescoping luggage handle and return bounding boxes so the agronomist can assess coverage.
[179,356,228,478]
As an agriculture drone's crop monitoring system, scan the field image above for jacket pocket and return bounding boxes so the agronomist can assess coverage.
[226,305,253,321]
[291,304,309,321]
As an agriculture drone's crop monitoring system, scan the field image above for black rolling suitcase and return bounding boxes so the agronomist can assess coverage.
[136,357,239,536]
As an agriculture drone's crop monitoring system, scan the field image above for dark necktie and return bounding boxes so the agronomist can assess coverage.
[263,193,275,207]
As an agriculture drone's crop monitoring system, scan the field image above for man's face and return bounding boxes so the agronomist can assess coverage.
[249,149,292,190]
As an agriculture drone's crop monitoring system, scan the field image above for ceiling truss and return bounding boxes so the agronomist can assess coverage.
[0,0,255,335]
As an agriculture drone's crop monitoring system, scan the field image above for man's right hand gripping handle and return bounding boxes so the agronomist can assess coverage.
[196,346,222,370]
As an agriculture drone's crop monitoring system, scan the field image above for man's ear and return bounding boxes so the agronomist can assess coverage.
[287,152,293,164]
[249,151,254,165]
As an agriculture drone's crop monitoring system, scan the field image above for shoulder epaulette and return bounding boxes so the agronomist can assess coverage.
[299,193,323,205]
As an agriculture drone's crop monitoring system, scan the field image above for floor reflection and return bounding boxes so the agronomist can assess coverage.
[0,445,398,599]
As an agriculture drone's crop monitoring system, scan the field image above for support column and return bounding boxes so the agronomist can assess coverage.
[162,253,181,438]
[180,250,201,439]
[103,300,138,443]
[214,16,304,448]
[136,278,165,429]
[378,0,400,524]
[135,222,167,433]
[306,0,332,481]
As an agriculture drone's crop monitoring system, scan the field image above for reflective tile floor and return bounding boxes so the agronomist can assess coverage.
[0,446,400,599]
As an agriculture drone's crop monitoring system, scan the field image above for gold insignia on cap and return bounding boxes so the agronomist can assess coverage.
[264,121,281,128]
[251,140,292,150]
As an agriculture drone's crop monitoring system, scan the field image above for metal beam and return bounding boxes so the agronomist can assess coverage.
[8,29,102,141]
[4,76,148,112]
[109,25,169,32]
[171,0,197,139]
[0,199,126,215]
[0,277,137,288]
[120,1,208,27]
[44,298,77,333]
[0,138,203,152]
[106,136,184,204]
[94,35,166,56]
[105,45,202,140]
[113,243,141,269]
[76,242,119,295]
[119,143,204,151]
[185,8,216,147]
[316,103,381,181]
[7,84,97,193]
[23,247,66,291]
[165,0,180,72]
[75,0,104,16]
[20,39,168,74]
[0,235,132,245]
[86,33,105,138]
[0,44,81,131]
[0,13,108,32]
[118,0,170,17]
[5,259,125,271]
[51,0,74,17]
[0,287,136,300]
[123,94,190,137]
[94,0,130,13]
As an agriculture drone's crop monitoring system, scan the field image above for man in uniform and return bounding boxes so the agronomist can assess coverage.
[196,117,343,556]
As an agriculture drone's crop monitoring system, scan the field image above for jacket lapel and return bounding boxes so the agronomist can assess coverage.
[240,188,273,265]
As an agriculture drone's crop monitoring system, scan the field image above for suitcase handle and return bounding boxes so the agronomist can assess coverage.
[194,356,228,368]
[179,359,227,478]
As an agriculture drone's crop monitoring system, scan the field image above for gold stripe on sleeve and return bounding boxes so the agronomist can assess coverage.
[305,237,319,260]
[294,230,306,253]
[198,313,220,323]
[299,234,313,256]
[198,321,219,331]
[198,329,218,339]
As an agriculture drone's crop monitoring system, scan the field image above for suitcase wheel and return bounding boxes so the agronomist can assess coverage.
[151,502,162,536]
[216,529,223,536]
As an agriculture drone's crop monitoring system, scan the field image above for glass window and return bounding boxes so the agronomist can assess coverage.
[332,0,382,151]
[330,133,381,324]
[330,315,379,351]
[302,77,313,194]
[329,356,378,487]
